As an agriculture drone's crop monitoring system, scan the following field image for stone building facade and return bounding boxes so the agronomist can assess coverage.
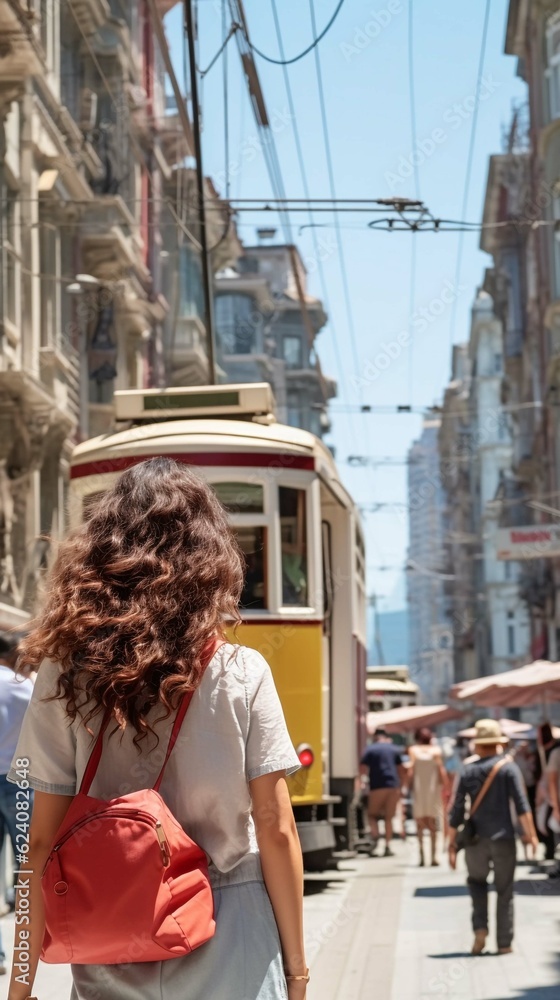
[440,291,530,682]
[407,417,454,703]
[0,3,333,628]
[0,0,237,625]
[215,242,335,438]
[488,0,560,661]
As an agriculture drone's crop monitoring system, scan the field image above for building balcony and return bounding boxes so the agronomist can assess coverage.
[221,353,275,386]
[0,367,75,433]
[81,226,145,282]
[67,0,110,36]
[159,113,192,165]
[39,343,80,425]
[168,315,211,386]
[91,16,137,81]
[33,82,103,197]
[119,292,167,340]
[80,196,148,283]
[285,363,336,403]
[0,1,42,90]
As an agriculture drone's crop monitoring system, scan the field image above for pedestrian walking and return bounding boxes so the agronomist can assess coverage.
[545,739,560,878]
[535,722,558,862]
[448,719,538,956]
[407,727,446,867]
[0,631,32,977]
[5,458,308,1000]
[360,728,407,857]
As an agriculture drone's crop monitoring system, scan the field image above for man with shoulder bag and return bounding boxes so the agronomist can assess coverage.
[447,720,538,956]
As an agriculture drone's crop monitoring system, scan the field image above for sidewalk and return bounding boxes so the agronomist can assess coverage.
[309,842,560,1000]
[1,842,558,999]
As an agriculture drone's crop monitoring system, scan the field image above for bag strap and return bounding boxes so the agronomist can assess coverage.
[469,754,511,818]
[79,637,225,796]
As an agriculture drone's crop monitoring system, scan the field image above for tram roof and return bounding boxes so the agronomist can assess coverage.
[71,418,358,514]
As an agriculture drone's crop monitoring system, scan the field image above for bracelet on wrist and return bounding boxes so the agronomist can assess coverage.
[285,968,310,983]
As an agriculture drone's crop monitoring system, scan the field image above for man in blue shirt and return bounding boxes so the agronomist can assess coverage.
[360,728,406,857]
[0,631,32,976]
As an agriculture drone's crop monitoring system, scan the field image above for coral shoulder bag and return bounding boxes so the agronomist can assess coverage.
[40,641,223,965]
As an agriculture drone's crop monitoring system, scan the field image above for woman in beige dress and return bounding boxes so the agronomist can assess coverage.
[408,728,447,866]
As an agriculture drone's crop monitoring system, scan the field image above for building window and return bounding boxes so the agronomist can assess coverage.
[287,391,302,428]
[507,611,515,656]
[237,256,259,275]
[3,187,18,327]
[215,293,260,354]
[283,335,302,368]
[39,217,59,348]
[504,560,518,582]
[39,0,59,75]
[546,13,560,120]
[178,247,204,321]
[60,35,82,125]
[494,353,502,374]
[498,414,508,440]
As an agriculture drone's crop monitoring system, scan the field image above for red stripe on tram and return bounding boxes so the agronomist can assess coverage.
[70,452,315,479]
[239,618,323,627]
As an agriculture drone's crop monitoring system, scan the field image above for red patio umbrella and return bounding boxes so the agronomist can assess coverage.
[450,660,560,709]
[366,704,463,735]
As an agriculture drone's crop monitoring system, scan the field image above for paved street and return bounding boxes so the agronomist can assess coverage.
[1,842,559,999]
[308,844,560,1000]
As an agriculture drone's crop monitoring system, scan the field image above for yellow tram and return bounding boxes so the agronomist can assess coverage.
[69,384,367,866]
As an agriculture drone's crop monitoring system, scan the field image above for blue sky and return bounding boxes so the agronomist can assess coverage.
[167,0,526,612]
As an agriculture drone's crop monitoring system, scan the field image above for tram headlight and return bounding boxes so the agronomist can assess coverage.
[296,743,314,768]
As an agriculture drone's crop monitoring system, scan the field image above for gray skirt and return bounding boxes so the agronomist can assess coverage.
[69,854,288,1000]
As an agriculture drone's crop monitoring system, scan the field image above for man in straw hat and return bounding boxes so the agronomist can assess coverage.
[448,719,538,956]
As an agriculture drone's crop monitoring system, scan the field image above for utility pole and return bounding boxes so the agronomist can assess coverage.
[184,0,217,384]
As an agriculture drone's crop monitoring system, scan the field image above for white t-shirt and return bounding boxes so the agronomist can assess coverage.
[8,643,300,872]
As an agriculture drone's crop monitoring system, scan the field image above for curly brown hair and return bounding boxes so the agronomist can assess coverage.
[21,458,243,740]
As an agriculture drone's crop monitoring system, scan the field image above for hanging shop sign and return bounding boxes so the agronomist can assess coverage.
[496,525,560,561]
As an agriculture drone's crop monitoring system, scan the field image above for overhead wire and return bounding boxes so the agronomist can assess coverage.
[308,0,361,378]
[228,3,294,245]
[234,70,246,200]
[222,0,231,201]
[407,0,419,409]
[448,0,492,350]
[199,21,239,77]
[269,0,353,431]
[242,0,346,66]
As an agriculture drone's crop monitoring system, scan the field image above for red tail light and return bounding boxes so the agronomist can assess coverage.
[296,743,314,768]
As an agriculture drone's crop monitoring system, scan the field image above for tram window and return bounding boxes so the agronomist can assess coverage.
[212,482,264,514]
[279,487,308,606]
[236,525,267,610]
